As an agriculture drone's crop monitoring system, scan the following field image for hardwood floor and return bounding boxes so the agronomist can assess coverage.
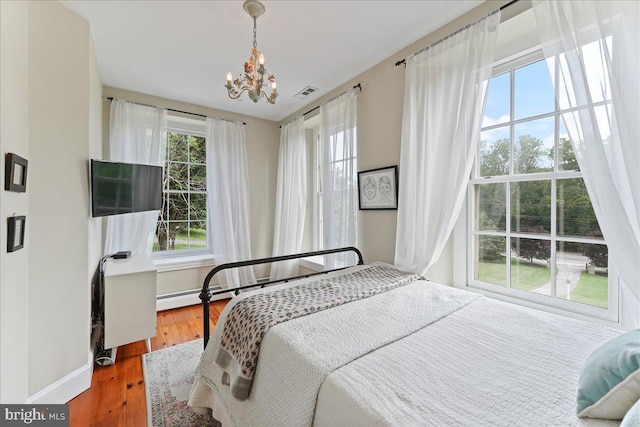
[67,300,229,427]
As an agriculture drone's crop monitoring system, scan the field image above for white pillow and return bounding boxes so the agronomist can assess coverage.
[621,398,640,427]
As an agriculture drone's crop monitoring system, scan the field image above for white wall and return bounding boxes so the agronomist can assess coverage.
[101,87,280,296]
[0,0,31,404]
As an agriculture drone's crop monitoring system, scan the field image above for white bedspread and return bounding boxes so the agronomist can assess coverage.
[314,295,621,427]
[188,265,622,426]
[188,265,479,426]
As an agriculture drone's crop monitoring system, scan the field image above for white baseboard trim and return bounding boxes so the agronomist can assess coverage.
[26,359,92,404]
[24,286,240,403]
[156,290,234,312]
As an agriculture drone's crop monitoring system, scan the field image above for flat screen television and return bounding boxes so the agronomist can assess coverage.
[90,160,163,217]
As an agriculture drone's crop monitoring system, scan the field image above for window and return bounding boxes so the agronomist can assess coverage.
[154,128,209,254]
[311,127,358,252]
[468,52,616,319]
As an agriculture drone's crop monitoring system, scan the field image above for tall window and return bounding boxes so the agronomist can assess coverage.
[154,129,208,253]
[326,126,358,225]
[469,52,615,318]
[312,128,358,251]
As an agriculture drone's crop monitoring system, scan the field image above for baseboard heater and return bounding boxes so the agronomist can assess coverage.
[156,277,270,301]
[156,278,270,311]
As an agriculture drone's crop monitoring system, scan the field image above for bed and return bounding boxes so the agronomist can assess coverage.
[188,248,625,426]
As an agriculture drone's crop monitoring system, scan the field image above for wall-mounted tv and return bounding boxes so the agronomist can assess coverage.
[90,160,163,217]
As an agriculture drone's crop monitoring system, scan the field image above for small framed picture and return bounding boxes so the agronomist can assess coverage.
[5,153,28,192]
[7,216,26,252]
[358,165,398,210]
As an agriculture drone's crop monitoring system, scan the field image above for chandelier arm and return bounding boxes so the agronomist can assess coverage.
[261,89,277,104]
[225,85,251,100]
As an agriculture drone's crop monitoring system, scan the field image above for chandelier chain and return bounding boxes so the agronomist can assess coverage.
[253,17,257,50]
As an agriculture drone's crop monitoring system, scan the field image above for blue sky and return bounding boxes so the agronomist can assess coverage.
[482,44,613,155]
[481,58,570,170]
[483,59,557,141]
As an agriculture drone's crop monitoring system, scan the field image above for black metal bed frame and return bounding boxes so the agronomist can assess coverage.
[199,247,364,348]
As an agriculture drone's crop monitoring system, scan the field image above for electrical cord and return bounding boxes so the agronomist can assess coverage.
[93,254,118,366]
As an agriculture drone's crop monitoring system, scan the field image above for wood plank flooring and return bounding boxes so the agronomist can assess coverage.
[67,300,229,427]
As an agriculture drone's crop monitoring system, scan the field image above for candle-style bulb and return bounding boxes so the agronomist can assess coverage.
[226,71,232,82]
[259,53,265,65]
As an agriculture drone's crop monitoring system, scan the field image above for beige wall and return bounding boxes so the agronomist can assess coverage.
[280,1,508,284]
[27,0,97,396]
[89,36,104,305]
[1,0,101,401]
[101,87,280,295]
[0,0,31,404]
[156,266,214,296]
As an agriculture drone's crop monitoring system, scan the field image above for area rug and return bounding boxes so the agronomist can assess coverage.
[142,339,221,427]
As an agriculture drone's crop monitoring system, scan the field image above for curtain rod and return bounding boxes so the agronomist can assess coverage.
[279,82,363,129]
[104,97,247,125]
[302,82,363,118]
[394,0,519,68]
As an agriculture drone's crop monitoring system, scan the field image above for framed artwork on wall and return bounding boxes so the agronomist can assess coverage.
[358,165,398,210]
[5,153,28,192]
[7,215,26,252]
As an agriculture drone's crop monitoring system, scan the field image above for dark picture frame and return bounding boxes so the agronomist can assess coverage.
[5,153,28,192]
[358,165,398,210]
[7,216,26,252]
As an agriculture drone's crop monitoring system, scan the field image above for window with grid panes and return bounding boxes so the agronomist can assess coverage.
[312,127,358,252]
[154,130,208,253]
[468,51,615,319]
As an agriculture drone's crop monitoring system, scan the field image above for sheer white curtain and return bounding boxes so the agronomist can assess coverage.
[394,11,500,275]
[206,118,256,288]
[533,0,640,326]
[320,89,358,270]
[104,99,167,255]
[271,116,307,280]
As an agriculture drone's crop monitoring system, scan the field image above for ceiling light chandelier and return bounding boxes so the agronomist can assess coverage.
[225,0,277,104]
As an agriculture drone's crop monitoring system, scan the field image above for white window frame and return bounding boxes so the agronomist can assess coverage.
[312,128,323,251]
[464,50,619,324]
[308,121,358,265]
[152,115,213,262]
[314,126,358,245]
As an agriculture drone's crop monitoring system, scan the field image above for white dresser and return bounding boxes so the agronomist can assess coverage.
[103,254,157,352]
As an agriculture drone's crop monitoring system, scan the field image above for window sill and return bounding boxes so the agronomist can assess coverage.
[152,253,216,273]
[299,256,324,272]
[460,282,621,329]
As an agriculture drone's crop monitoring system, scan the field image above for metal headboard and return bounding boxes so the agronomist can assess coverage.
[199,247,364,348]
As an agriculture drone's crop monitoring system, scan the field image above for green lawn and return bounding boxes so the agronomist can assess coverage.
[478,259,508,286]
[179,228,206,241]
[511,259,550,291]
[478,258,550,291]
[153,227,206,252]
[479,260,608,308]
[570,272,608,308]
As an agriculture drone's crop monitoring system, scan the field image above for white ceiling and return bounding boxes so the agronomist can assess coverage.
[62,1,483,122]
